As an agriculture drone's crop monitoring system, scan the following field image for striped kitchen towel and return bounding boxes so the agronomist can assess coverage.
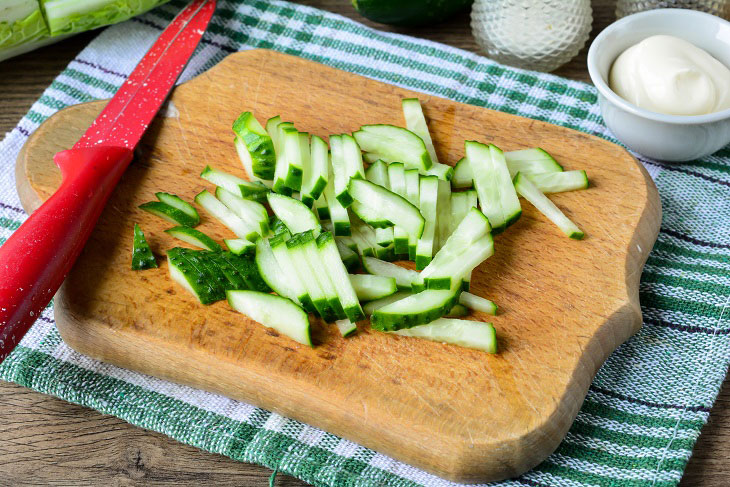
[1,1,729,486]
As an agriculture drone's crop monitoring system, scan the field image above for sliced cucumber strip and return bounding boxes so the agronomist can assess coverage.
[265,115,283,147]
[336,319,357,337]
[271,123,295,195]
[444,304,469,318]
[336,235,357,252]
[270,232,314,312]
[225,238,255,256]
[348,179,424,240]
[200,166,269,201]
[448,190,477,236]
[165,226,221,252]
[297,132,312,195]
[425,162,454,181]
[283,127,304,192]
[139,201,199,228]
[307,239,347,320]
[391,318,497,353]
[232,112,276,180]
[287,231,332,320]
[513,172,584,239]
[167,248,218,304]
[491,144,522,228]
[155,192,199,220]
[324,152,351,236]
[402,98,438,162]
[363,291,412,315]
[362,256,419,290]
[267,193,321,235]
[317,231,365,322]
[459,292,497,315]
[528,170,588,194]
[349,274,397,301]
[314,194,330,220]
[353,124,432,171]
[178,250,227,299]
[353,218,394,261]
[255,238,299,304]
[349,224,375,257]
[371,281,461,331]
[387,162,406,195]
[452,157,471,189]
[215,188,269,238]
[131,224,157,270]
[435,179,451,252]
[301,135,329,206]
[207,252,249,291]
[365,159,389,187]
[415,175,438,269]
[221,252,270,293]
[505,147,563,176]
[336,239,360,271]
[404,169,421,257]
[374,227,394,247]
[227,290,311,346]
[466,141,504,233]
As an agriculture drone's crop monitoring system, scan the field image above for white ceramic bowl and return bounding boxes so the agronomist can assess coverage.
[587,9,730,162]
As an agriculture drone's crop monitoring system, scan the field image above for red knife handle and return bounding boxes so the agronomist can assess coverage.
[0,146,134,362]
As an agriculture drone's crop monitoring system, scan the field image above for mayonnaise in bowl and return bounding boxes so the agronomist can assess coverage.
[609,34,730,116]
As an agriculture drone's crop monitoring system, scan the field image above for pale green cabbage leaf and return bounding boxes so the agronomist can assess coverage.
[42,0,170,36]
[0,0,49,49]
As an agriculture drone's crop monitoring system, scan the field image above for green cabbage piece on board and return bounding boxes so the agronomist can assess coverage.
[42,0,170,36]
[0,0,49,50]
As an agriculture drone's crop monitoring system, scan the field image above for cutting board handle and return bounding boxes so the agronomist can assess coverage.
[0,146,134,363]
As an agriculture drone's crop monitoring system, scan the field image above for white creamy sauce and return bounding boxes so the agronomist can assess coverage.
[609,35,730,116]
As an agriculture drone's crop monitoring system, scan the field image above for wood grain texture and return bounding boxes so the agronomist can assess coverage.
[0,1,727,486]
[16,49,659,483]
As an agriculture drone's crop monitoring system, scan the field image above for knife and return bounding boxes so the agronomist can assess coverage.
[0,0,217,363]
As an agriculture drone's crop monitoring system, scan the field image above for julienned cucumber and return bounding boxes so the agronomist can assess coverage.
[348,274,397,301]
[267,193,321,235]
[200,165,269,200]
[459,292,497,315]
[513,172,585,239]
[362,291,412,315]
[362,256,419,290]
[402,98,439,164]
[392,318,497,353]
[527,170,589,194]
[195,190,259,242]
[336,319,358,337]
[155,193,199,221]
[324,158,351,236]
[225,238,255,255]
[371,281,461,331]
[227,290,312,346]
[232,112,276,181]
[415,175,438,269]
[165,226,222,252]
[139,200,199,228]
[168,248,219,304]
[353,124,432,171]
[216,187,270,237]
[317,231,365,322]
[131,224,157,270]
[255,237,301,306]
[452,148,564,188]
[300,135,329,206]
[348,178,425,239]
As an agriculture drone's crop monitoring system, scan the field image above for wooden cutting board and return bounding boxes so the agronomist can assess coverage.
[16,49,661,483]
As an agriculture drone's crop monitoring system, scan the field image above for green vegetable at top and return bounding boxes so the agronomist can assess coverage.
[351,0,473,27]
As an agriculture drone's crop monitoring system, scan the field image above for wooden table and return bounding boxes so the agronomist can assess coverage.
[0,1,728,485]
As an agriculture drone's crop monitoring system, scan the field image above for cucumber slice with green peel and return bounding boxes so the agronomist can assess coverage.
[270,232,315,312]
[232,112,276,180]
[415,175,438,269]
[435,179,451,251]
[466,141,504,233]
[423,236,494,290]
[353,124,432,171]
[343,134,366,177]
[448,190,476,236]
[287,231,333,320]
[298,132,312,195]
[336,235,357,252]
[324,159,351,236]
[387,162,406,195]
[316,231,365,322]
[200,166,269,201]
[459,292,497,315]
[224,252,270,292]
[490,145,522,228]
[271,124,295,195]
[282,127,305,191]
[207,252,249,291]
[227,290,311,346]
[173,249,226,303]
[391,318,497,354]
[195,190,259,241]
[255,238,300,305]
[336,319,357,337]
[363,291,412,315]
[349,274,397,301]
[371,281,461,331]
[527,170,588,194]
[269,216,289,237]
[365,159,389,187]
[225,238,255,256]
[265,115,283,147]
[314,194,330,220]
[155,193,199,221]
[139,201,199,228]
[165,226,222,252]
[348,179,425,239]
[336,239,361,271]
[425,162,454,181]
[131,224,157,270]
[301,135,329,206]
[330,134,365,207]
[215,188,269,238]
[513,172,585,239]
[362,152,381,165]
[167,248,218,304]
[462,271,471,292]
[452,158,471,189]
[306,240,347,320]
[267,193,321,235]
[394,226,410,256]
[374,227,394,247]
[445,304,469,318]
[185,251,229,293]
[402,98,439,163]
[352,218,394,261]
[362,256,419,290]
[349,225,375,257]
[404,169,421,257]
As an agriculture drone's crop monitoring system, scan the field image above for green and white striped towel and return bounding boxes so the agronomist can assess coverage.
[1,1,729,486]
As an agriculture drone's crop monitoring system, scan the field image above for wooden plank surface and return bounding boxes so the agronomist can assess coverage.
[0,1,727,486]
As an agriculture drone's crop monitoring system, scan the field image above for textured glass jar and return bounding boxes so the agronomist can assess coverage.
[616,0,730,19]
[471,0,593,72]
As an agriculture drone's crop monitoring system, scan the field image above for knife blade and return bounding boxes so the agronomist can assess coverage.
[0,0,217,363]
